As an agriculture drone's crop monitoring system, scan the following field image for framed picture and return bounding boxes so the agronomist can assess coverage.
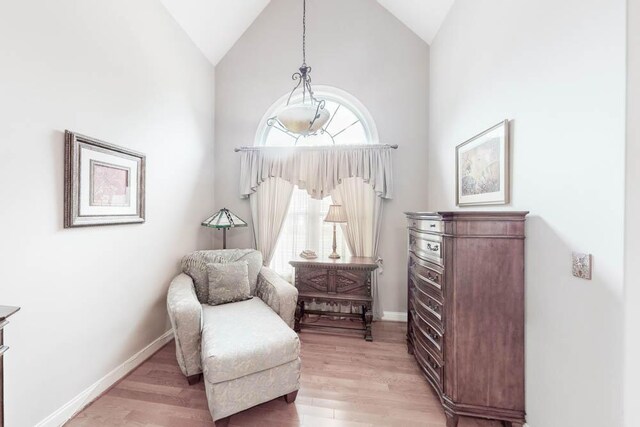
[64,130,145,227]
[456,120,510,206]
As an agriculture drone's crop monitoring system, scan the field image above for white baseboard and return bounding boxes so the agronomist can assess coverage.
[381,311,407,322]
[35,329,174,427]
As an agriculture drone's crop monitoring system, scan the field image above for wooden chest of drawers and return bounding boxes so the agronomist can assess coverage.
[405,212,527,427]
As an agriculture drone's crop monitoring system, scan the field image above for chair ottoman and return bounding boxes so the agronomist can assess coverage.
[201,298,301,423]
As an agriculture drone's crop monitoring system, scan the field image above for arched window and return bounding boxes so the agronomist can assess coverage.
[255,86,378,278]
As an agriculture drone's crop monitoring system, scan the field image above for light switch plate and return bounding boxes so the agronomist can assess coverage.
[572,252,592,280]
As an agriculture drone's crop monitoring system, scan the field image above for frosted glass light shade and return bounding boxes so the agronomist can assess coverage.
[324,204,347,223]
[277,104,330,135]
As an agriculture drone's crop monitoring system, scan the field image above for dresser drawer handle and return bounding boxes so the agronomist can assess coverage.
[427,355,439,370]
[430,223,436,228]
[427,300,438,313]
[426,243,439,252]
[427,300,440,312]
[426,272,439,283]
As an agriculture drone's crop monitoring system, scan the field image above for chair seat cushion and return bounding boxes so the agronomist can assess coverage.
[201,298,300,384]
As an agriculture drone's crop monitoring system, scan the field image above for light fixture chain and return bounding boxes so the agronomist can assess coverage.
[302,0,306,65]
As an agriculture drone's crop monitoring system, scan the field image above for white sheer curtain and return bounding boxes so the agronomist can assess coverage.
[331,177,384,320]
[270,187,350,281]
[249,177,294,265]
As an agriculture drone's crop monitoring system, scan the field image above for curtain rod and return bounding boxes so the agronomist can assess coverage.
[234,144,399,152]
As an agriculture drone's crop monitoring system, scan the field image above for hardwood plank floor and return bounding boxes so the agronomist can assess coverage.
[67,321,502,427]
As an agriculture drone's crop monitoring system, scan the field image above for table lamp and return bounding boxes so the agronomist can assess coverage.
[324,204,347,259]
[201,208,247,249]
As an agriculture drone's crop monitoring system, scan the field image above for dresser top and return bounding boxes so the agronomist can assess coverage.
[289,256,378,269]
[0,305,20,320]
[405,211,528,221]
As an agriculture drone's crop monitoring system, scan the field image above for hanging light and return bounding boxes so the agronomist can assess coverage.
[268,0,330,138]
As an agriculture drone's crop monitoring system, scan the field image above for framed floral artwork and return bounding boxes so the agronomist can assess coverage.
[64,130,145,227]
[456,120,510,206]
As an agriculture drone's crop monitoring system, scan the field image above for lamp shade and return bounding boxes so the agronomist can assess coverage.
[277,104,330,136]
[324,204,347,223]
[201,208,247,229]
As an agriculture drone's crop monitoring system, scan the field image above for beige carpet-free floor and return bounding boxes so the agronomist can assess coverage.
[67,321,502,427]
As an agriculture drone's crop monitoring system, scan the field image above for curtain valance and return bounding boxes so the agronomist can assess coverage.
[239,145,394,200]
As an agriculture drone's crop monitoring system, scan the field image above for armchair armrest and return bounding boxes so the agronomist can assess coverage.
[167,273,203,377]
[257,267,299,329]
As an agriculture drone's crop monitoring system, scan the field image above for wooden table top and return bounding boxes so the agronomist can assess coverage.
[0,306,20,321]
[289,256,378,269]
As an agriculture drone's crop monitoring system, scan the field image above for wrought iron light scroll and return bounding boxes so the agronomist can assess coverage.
[268,0,331,140]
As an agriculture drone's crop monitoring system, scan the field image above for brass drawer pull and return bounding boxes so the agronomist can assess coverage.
[427,243,439,252]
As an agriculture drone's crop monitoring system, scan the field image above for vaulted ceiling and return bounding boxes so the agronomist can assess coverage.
[160,0,454,66]
[377,0,454,45]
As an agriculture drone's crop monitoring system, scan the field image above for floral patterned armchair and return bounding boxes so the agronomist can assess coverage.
[167,249,300,426]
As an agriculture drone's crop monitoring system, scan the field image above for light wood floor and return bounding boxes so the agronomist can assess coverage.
[67,321,501,427]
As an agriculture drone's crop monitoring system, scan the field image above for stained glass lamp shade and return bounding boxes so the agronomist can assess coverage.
[201,208,247,249]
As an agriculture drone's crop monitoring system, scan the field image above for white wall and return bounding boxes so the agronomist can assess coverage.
[625,0,640,425]
[428,1,626,426]
[0,1,215,425]
[214,0,429,315]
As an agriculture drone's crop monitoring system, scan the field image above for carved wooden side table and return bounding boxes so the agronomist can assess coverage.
[0,306,20,427]
[289,256,378,341]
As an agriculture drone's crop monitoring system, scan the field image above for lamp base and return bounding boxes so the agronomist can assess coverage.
[328,252,341,259]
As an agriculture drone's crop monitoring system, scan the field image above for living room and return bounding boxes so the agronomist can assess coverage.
[1,1,638,426]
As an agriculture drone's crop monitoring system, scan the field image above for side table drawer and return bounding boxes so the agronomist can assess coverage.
[295,268,329,293]
[334,270,371,296]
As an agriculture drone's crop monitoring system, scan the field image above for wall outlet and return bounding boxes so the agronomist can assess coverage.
[572,252,592,280]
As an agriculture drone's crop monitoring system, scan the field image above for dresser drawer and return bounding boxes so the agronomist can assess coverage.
[409,230,443,265]
[412,304,444,356]
[412,328,443,389]
[408,218,443,234]
[412,284,443,321]
[409,255,444,299]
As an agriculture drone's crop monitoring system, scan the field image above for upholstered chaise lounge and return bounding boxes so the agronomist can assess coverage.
[167,249,300,426]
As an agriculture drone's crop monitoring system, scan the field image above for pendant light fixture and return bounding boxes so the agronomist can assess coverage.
[268,0,330,138]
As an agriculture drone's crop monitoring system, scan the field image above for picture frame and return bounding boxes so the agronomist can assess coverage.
[455,120,510,206]
[64,130,145,227]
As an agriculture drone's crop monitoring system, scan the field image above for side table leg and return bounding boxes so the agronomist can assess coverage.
[294,301,304,332]
[364,305,373,341]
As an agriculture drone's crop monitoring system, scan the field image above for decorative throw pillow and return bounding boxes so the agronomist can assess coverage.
[207,261,251,306]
